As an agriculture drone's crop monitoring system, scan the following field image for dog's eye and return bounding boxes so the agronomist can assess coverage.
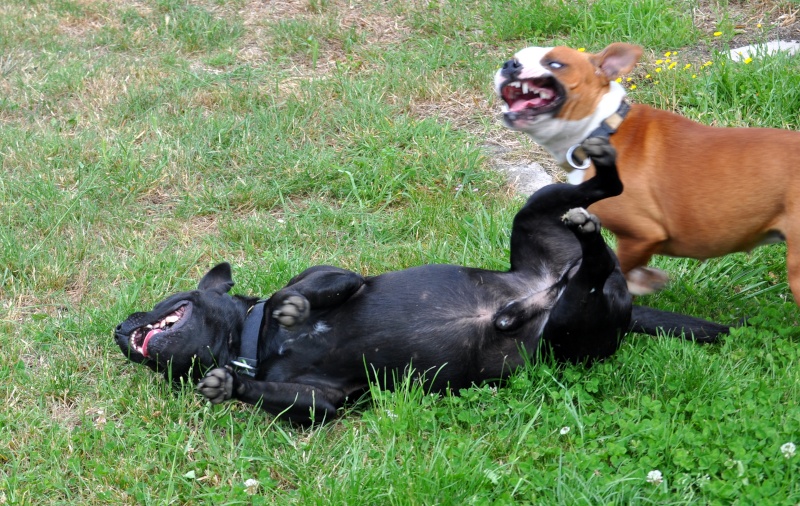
[547,61,564,69]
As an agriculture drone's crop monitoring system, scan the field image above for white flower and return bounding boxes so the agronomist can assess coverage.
[559,426,570,435]
[781,442,796,458]
[244,478,260,495]
[646,469,663,485]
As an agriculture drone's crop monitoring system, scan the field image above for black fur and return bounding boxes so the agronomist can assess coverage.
[114,138,730,424]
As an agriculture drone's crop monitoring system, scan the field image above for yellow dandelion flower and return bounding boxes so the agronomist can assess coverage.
[703,61,713,67]
[630,84,637,90]
[744,57,753,64]
[684,63,691,69]
[713,31,722,36]
[655,59,664,64]
[692,74,697,78]
[664,51,671,57]
[615,77,622,83]
[757,23,762,28]
[578,47,586,52]
[655,67,662,73]
[668,62,677,69]
[665,58,671,63]
[645,74,651,79]
[626,77,632,82]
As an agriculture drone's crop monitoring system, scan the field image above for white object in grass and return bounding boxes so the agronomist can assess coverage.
[646,469,663,485]
[729,40,800,61]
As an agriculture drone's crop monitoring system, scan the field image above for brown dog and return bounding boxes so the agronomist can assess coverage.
[494,42,800,301]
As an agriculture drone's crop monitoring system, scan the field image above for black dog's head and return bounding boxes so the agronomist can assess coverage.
[114,262,253,382]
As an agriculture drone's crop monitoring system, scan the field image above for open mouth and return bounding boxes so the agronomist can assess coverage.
[128,303,190,358]
[501,76,564,117]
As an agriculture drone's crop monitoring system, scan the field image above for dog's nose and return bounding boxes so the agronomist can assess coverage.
[501,59,522,79]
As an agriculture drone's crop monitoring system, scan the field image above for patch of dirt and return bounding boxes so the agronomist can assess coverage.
[236,0,409,74]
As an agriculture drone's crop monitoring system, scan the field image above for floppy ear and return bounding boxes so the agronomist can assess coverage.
[590,43,643,80]
[198,262,235,293]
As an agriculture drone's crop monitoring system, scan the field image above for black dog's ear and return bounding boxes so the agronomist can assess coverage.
[198,262,235,293]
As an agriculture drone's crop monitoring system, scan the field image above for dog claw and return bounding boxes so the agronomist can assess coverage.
[198,367,234,404]
[562,207,600,234]
[273,294,310,327]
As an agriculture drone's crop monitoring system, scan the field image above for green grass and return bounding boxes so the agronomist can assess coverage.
[2,0,800,504]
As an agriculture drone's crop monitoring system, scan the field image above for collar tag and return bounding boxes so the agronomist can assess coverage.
[230,358,257,377]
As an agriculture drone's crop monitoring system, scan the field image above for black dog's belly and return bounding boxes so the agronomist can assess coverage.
[263,264,553,391]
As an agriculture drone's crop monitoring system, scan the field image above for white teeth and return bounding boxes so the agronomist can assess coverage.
[540,90,551,100]
[522,82,529,94]
[509,81,521,88]
[165,314,179,324]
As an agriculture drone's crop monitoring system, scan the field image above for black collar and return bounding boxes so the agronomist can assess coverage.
[229,300,267,377]
[562,99,631,171]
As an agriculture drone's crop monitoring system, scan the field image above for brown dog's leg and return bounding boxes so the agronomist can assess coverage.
[616,237,669,295]
[786,238,800,304]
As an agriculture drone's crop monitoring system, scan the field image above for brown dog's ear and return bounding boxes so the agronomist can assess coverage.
[590,43,643,81]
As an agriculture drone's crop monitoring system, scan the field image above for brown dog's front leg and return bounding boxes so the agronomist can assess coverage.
[786,245,800,305]
[615,237,669,295]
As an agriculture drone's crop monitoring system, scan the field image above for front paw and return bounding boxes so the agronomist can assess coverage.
[198,367,235,404]
[626,267,669,295]
[562,207,600,235]
[580,136,616,167]
[272,294,310,327]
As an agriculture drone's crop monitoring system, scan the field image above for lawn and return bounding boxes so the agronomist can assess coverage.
[2,0,800,504]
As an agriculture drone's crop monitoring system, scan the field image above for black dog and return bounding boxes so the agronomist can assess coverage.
[114,138,730,424]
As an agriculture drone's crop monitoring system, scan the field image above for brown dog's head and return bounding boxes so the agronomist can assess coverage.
[494,43,642,138]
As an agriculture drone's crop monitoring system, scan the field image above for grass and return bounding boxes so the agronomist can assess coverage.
[2,0,800,503]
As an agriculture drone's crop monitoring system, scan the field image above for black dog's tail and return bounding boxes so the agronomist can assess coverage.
[629,306,732,343]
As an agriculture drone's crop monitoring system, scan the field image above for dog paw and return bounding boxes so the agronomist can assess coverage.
[198,367,234,404]
[562,207,600,234]
[272,294,310,327]
[580,136,617,167]
[626,267,669,295]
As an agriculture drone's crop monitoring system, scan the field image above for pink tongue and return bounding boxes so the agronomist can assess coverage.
[142,328,163,358]
[509,98,547,112]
